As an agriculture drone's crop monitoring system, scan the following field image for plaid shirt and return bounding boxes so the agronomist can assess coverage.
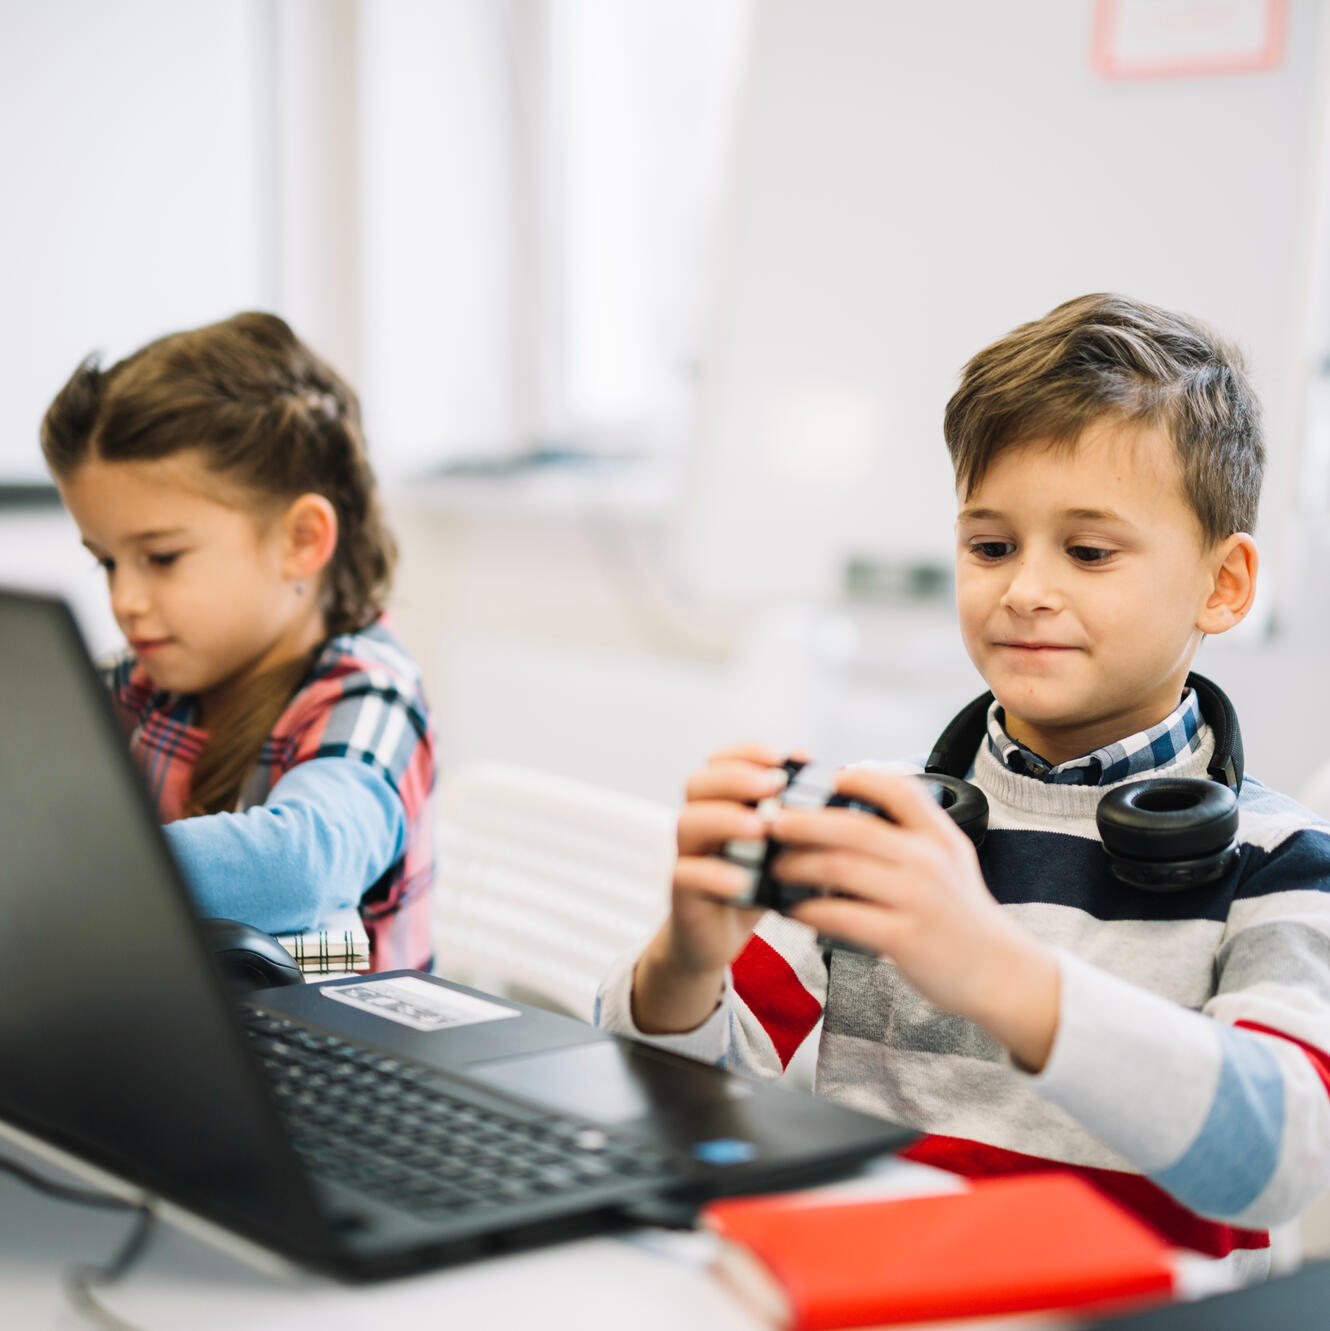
[100,616,435,971]
[986,687,1203,786]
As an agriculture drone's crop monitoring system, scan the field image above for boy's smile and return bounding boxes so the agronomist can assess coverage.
[954,419,1240,766]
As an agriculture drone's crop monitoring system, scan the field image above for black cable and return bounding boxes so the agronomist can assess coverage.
[0,1152,156,1331]
[0,1153,139,1211]
[66,1205,157,1331]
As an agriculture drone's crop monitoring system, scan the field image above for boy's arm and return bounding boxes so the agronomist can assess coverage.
[594,746,828,1076]
[1024,827,1330,1229]
[596,912,829,1075]
[782,771,1330,1224]
[776,771,1062,1070]
[162,758,406,933]
[775,769,1330,1225]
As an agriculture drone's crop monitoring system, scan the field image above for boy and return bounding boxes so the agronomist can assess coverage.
[596,294,1330,1282]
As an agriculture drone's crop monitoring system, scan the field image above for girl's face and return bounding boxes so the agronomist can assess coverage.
[58,451,326,720]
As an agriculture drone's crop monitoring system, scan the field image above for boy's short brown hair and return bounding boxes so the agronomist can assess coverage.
[943,294,1264,543]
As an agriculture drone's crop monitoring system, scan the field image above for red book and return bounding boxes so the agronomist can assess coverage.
[701,1172,1175,1328]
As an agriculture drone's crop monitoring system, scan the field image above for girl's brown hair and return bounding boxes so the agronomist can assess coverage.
[40,311,397,816]
[943,293,1265,544]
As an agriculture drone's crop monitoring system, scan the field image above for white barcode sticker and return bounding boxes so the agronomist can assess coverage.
[321,976,520,1031]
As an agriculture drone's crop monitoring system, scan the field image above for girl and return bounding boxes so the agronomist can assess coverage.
[40,312,434,971]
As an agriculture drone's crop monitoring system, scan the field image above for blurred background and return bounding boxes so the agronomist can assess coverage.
[4,0,1330,805]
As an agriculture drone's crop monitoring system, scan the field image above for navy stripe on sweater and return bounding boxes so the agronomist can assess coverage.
[979,827,1330,924]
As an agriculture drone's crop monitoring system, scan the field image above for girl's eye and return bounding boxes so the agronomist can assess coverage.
[147,552,181,568]
[971,541,1015,561]
[1068,545,1114,564]
[96,557,115,574]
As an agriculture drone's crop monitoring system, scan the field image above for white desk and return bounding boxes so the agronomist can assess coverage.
[1,1131,1108,1331]
[0,1133,766,1331]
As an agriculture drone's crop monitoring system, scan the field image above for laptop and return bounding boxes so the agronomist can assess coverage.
[0,587,913,1280]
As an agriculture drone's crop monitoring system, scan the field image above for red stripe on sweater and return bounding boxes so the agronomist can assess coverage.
[902,1134,1269,1257]
[1236,1019,1330,1099]
[731,934,823,1069]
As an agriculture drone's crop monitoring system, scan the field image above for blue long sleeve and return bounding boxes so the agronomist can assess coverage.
[162,757,407,933]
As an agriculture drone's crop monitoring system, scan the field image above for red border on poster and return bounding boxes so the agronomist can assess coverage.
[1092,0,1287,79]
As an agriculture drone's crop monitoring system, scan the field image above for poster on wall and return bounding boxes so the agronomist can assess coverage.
[1093,0,1287,79]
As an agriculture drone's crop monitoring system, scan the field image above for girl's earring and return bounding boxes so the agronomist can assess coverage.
[295,582,306,596]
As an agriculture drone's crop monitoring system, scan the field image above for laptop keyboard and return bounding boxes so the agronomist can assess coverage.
[240,1007,673,1221]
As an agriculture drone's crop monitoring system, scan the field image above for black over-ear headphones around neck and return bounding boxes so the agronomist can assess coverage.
[927,671,1244,892]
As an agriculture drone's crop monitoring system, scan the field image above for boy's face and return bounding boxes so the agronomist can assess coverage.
[954,419,1223,765]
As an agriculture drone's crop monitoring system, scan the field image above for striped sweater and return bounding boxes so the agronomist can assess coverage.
[596,718,1330,1282]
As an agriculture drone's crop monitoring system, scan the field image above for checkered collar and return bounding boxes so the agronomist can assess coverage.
[986,687,1204,787]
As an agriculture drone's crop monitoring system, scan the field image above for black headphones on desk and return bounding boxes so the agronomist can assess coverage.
[926,671,1243,892]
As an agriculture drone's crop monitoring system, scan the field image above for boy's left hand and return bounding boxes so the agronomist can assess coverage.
[767,769,1061,1072]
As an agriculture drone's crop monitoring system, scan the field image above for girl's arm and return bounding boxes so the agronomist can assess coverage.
[162,757,406,933]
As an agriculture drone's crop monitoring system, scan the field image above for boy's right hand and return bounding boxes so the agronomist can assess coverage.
[630,744,793,1034]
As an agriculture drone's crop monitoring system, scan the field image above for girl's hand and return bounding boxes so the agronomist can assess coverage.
[770,769,1061,1070]
[631,744,797,1034]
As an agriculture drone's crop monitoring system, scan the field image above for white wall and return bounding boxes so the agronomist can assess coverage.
[554,0,753,448]
[7,0,1330,809]
[680,0,1330,603]
[356,0,521,479]
[270,0,362,386]
[387,496,985,806]
[0,0,749,485]
[353,0,752,473]
[0,0,271,481]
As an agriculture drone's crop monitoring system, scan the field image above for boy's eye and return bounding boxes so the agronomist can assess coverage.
[147,552,181,568]
[95,556,115,574]
[1068,545,1114,564]
[970,541,1015,561]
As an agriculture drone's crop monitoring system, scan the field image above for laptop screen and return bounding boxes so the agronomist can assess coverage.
[0,590,328,1258]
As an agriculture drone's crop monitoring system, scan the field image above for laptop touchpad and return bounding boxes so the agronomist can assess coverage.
[465,1040,751,1126]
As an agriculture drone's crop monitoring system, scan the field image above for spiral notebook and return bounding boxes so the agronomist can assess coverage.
[276,905,371,976]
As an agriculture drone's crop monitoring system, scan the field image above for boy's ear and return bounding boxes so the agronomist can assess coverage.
[281,493,339,581]
[1196,533,1258,635]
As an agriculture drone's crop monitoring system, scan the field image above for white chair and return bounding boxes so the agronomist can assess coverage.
[432,762,677,1023]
